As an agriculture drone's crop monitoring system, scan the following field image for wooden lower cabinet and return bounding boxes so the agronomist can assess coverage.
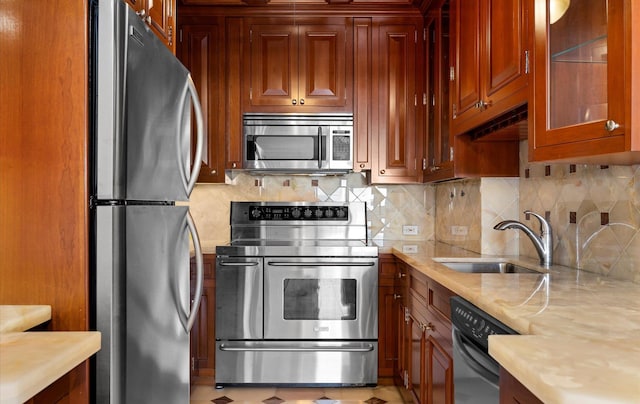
[499,367,543,404]
[190,254,216,385]
[378,254,400,384]
[392,260,455,404]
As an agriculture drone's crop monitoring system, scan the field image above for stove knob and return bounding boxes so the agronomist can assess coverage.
[251,208,262,219]
[315,208,324,218]
[291,208,302,219]
[336,208,347,218]
[304,208,313,218]
[324,209,334,218]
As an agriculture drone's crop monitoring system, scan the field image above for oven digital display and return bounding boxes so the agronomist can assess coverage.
[248,205,349,221]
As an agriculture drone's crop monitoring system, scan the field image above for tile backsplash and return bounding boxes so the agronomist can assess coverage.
[189,172,436,243]
[190,140,640,283]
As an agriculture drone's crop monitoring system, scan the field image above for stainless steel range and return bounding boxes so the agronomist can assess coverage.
[215,201,379,387]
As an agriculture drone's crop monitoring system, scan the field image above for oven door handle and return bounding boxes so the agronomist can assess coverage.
[218,261,261,267]
[219,343,375,352]
[317,126,323,169]
[452,327,499,387]
[267,261,376,267]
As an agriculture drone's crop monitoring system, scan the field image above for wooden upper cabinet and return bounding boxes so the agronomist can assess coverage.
[126,0,176,53]
[244,18,353,112]
[370,17,424,184]
[450,0,530,136]
[530,0,640,164]
[178,23,227,183]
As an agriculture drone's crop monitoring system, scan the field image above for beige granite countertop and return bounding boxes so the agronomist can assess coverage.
[0,306,101,404]
[0,305,51,334]
[389,241,640,404]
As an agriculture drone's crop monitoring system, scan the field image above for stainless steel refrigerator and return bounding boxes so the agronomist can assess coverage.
[90,1,204,402]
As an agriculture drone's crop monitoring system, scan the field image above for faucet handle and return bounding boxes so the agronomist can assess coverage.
[524,210,551,235]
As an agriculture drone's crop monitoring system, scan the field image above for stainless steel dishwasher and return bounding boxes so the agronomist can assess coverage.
[450,297,517,404]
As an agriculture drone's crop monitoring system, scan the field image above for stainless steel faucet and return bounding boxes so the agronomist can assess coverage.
[494,210,553,268]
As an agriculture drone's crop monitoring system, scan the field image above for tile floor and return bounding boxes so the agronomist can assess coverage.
[190,385,406,404]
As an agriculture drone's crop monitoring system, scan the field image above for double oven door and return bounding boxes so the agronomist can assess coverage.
[215,255,379,386]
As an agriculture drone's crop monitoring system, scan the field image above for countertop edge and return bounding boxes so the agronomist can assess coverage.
[0,331,101,404]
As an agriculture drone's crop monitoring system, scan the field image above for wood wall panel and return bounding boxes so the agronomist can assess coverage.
[0,0,90,401]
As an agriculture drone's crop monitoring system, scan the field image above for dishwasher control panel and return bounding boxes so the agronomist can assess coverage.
[450,297,517,350]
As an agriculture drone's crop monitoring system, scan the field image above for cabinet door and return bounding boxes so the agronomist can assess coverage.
[190,255,216,385]
[371,20,423,184]
[451,0,529,136]
[427,337,454,404]
[451,0,482,125]
[424,1,454,182]
[408,315,426,403]
[530,0,631,163]
[298,24,348,107]
[354,18,372,171]
[378,255,398,383]
[178,24,226,183]
[247,24,298,107]
[147,0,175,53]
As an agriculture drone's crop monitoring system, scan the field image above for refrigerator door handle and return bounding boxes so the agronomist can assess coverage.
[185,211,204,333]
[179,75,204,197]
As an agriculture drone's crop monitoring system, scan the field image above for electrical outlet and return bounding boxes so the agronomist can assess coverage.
[402,225,419,235]
[402,245,418,253]
[451,225,468,236]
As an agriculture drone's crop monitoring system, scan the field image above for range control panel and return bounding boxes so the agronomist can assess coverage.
[248,205,349,221]
[450,297,517,350]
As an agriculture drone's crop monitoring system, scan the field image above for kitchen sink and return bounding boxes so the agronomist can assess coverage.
[436,260,540,274]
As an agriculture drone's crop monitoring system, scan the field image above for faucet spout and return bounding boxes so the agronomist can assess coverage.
[494,210,553,267]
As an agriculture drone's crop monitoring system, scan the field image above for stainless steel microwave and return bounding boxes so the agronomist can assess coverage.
[243,113,353,173]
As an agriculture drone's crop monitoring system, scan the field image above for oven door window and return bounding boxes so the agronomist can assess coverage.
[283,278,356,320]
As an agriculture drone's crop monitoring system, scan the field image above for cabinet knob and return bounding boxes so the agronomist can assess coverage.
[393,294,402,300]
[231,162,237,168]
[211,169,217,175]
[380,169,386,175]
[605,120,620,132]
[476,100,492,110]
[397,272,406,278]
[300,98,305,105]
[421,322,435,332]
[292,99,297,105]
[360,163,366,168]
[429,166,441,172]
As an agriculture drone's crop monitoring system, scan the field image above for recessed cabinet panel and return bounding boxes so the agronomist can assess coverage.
[250,26,296,104]
[299,25,346,106]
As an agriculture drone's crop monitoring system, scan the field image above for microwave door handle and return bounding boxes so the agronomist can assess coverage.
[317,126,322,169]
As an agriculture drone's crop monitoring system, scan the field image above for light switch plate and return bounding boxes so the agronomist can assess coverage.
[402,245,418,253]
[402,225,419,235]
[451,225,468,236]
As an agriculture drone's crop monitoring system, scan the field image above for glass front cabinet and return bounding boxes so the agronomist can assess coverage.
[529,0,640,164]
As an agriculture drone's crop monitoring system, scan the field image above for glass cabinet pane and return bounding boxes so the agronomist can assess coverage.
[548,0,608,129]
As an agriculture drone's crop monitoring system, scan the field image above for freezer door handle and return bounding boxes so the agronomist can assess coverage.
[179,75,204,197]
[185,211,203,332]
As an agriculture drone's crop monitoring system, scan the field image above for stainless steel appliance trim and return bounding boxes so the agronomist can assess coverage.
[183,75,203,196]
[219,342,375,352]
[185,211,203,332]
[267,261,376,267]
